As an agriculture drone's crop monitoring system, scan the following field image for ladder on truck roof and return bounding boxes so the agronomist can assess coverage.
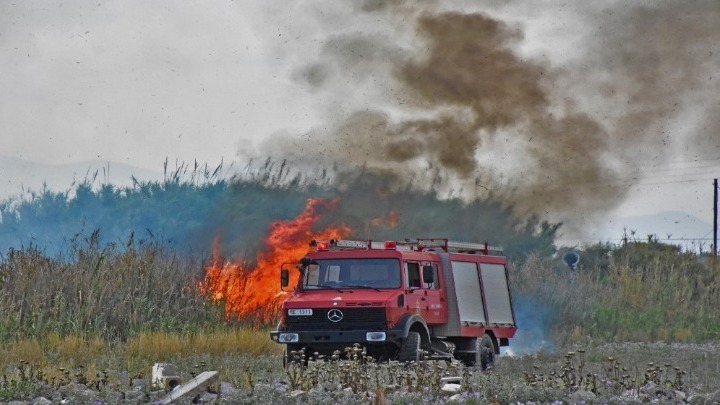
[404,238,503,255]
[324,238,503,255]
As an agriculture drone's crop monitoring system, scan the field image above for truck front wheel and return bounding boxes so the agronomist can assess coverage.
[398,331,424,362]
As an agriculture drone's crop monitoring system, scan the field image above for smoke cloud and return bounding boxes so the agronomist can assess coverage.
[256,0,720,236]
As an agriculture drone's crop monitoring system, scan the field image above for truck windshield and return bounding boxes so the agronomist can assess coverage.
[302,258,401,289]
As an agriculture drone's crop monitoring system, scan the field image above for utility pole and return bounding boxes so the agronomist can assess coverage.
[714,178,718,257]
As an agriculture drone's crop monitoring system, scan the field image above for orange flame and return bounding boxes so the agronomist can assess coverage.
[385,210,399,228]
[370,210,399,228]
[201,198,350,324]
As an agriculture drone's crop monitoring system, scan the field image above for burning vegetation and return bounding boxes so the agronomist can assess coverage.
[201,198,350,323]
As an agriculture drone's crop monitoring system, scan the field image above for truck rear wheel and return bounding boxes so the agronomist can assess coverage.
[477,334,495,370]
[398,331,424,362]
[459,334,496,369]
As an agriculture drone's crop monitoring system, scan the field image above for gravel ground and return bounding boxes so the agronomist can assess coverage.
[2,342,720,404]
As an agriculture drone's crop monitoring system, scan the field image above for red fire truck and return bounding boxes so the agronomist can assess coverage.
[270,238,517,369]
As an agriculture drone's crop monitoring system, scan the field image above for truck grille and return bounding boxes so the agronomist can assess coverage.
[285,308,387,331]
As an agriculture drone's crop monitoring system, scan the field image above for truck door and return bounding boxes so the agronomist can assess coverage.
[405,261,445,324]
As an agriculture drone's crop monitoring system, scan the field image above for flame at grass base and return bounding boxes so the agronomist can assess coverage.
[201,198,350,324]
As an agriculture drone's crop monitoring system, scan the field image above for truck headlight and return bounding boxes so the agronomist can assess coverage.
[366,332,386,342]
[278,333,299,343]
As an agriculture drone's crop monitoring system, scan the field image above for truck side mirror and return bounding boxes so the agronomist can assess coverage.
[281,268,289,288]
[422,265,434,284]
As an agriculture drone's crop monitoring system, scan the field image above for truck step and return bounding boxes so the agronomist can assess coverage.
[426,353,454,361]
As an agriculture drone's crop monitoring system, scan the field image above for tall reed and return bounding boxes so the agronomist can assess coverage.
[511,240,720,343]
[0,234,224,342]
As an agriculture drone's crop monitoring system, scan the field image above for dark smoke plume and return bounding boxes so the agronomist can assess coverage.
[258,1,720,234]
[576,1,720,163]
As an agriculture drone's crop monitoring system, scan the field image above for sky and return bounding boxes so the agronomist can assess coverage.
[1,0,719,245]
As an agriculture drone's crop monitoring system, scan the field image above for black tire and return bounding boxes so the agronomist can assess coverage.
[478,334,496,370]
[398,331,423,362]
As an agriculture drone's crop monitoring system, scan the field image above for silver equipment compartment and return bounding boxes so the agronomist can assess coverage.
[480,263,515,326]
[451,261,486,325]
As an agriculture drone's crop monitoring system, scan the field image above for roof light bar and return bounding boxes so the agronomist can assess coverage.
[413,239,448,248]
[334,239,369,249]
[311,238,502,254]
[447,241,487,250]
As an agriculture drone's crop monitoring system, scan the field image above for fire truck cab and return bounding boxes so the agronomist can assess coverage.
[270,238,517,369]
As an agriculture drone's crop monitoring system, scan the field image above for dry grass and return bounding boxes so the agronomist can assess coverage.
[124,329,281,360]
[0,334,108,367]
[0,328,278,372]
[512,241,720,344]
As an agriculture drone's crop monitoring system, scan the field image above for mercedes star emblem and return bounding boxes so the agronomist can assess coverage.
[327,309,344,322]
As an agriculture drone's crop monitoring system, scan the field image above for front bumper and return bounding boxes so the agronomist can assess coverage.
[270,329,404,345]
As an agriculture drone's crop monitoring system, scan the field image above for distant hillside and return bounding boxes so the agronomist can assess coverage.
[0,156,163,201]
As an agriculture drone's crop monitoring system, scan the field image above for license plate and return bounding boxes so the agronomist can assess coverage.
[288,309,313,316]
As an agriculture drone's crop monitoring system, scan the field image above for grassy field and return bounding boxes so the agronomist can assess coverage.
[1,236,719,401]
